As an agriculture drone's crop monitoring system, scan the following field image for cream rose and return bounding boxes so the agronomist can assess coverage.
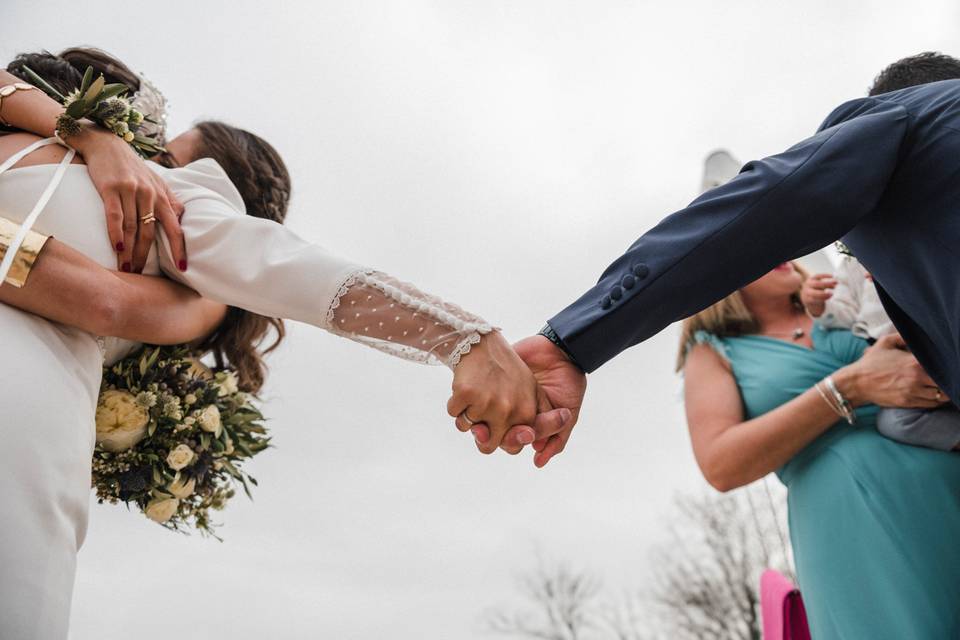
[167,474,196,499]
[95,390,150,452]
[145,497,179,523]
[197,405,222,437]
[166,444,195,471]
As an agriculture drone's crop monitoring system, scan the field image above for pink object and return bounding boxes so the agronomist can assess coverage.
[760,569,811,640]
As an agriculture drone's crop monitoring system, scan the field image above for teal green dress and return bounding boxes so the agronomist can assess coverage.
[696,325,960,639]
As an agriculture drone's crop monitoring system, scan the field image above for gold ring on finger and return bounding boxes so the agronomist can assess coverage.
[459,411,477,426]
[936,389,943,401]
[140,212,156,225]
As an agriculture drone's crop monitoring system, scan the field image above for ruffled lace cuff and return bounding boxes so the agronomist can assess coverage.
[326,269,495,368]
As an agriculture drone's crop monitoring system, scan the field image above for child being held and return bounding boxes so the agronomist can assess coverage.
[802,254,960,451]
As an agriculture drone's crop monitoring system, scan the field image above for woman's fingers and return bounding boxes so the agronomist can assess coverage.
[153,175,187,271]
[132,188,156,273]
[118,184,138,272]
[104,192,125,257]
[154,197,186,272]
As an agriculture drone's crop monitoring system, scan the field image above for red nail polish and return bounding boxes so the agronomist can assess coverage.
[178,259,187,271]
[116,242,124,252]
[121,262,131,272]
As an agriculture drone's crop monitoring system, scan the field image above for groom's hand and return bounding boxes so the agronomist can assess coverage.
[512,335,587,467]
[466,336,586,462]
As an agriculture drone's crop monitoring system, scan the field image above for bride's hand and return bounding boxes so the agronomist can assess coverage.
[70,126,186,273]
[447,331,546,454]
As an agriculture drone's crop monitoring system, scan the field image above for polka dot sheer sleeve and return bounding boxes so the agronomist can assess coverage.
[326,270,495,368]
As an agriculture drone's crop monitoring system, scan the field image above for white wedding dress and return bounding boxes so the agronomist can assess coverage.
[0,138,493,640]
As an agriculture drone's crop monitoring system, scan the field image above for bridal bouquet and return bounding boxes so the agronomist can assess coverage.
[92,346,270,538]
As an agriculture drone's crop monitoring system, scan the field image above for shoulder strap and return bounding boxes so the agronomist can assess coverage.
[745,476,796,582]
[0,137,76,284]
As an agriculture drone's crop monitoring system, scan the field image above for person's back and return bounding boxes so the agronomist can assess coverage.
[827,78,960,402]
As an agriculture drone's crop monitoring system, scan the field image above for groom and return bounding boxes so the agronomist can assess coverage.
[484,52,960,465]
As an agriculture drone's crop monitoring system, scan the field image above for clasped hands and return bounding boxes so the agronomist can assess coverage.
[447,331,587,467]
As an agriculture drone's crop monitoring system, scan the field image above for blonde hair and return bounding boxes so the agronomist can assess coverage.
[674,262,809,371]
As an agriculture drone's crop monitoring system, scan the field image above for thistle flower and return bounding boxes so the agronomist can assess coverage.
[55,114,82,138]
[97,97,128,120]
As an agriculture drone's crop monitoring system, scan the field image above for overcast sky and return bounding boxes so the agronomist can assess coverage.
[5,2,960,638]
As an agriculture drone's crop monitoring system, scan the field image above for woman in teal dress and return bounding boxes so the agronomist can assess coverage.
[678,261,960,639]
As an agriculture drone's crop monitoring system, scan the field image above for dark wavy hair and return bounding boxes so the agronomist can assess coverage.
[7,47,291,393]
[869,51,960,96]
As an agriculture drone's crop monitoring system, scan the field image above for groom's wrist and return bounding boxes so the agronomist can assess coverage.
[538,323,585,372]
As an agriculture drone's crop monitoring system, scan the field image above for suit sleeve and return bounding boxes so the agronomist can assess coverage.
[548,97,910,372]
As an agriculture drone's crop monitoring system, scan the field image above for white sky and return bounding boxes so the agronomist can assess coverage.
[4,2,960,638]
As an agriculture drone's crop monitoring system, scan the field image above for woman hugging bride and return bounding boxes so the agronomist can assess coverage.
[0,47,569,640]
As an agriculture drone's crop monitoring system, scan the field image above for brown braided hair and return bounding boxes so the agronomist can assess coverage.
[188,121,291,393]
[7,48,291,393]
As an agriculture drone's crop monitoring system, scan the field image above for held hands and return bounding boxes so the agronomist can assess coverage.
[70,126,186,273]
[448,333,587,467]
[800,273,837,317]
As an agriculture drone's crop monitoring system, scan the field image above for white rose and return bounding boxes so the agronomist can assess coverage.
[95,390,150,452]
[167,474,196,499]
[144,497,179,523]
[217,371,239,397]
[184,394,197,406]
[197,405,222,437]
[166,444,195,471]
[222,436,235,456]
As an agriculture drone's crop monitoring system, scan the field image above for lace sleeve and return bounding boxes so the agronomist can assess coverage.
[327,269,496,368]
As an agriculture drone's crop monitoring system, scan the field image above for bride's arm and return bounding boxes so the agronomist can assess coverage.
[0,236,225,344]
[153,182,551,451]
[683,337,941,491]
[0,69,185,273]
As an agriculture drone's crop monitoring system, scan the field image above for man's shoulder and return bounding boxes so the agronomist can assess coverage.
[818,80,960,133]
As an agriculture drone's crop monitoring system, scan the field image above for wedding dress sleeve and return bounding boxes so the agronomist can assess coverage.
[154,160,493,368]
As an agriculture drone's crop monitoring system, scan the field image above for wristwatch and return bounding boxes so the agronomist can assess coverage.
[538,323,585,372]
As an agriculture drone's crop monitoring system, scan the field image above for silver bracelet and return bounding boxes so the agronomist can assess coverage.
[815,381,844,417]
[824,375,856,424]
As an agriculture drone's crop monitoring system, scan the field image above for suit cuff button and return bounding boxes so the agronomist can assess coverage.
[621,274,636,289]
[600,295,612,309]
[632,263,649,278]
[610,286,623,300]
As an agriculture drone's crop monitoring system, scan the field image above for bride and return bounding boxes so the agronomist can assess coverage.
[0,48,571,639]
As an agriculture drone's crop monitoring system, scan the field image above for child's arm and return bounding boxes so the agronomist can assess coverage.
[877,406,960,451]
[816,258,864,329]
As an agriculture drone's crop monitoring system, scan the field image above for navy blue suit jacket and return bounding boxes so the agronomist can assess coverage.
[549,79,960,402]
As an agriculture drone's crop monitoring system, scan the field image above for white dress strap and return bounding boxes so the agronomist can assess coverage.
[0,137,75,284]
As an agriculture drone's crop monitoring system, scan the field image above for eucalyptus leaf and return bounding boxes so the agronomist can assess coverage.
[100,83,128,100]
[20,66,65,100]
[79,66,94,95]
[81,75,105,104]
